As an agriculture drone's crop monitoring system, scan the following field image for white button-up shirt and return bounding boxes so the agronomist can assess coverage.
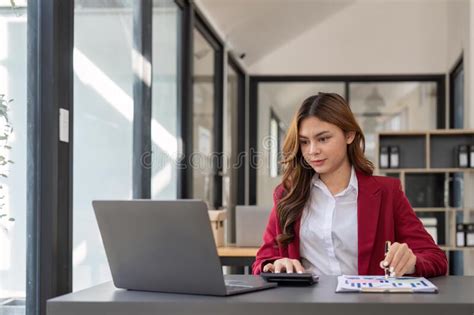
[300,167,359,275]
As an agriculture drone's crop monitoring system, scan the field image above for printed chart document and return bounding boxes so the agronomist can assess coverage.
[336,275,438,293]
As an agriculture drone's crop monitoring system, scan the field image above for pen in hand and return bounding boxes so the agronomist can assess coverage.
[384,241,391,279]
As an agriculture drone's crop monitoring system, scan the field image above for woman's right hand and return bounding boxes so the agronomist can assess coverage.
[262,258,305,273]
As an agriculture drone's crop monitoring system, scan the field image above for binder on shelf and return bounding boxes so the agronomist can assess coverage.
[420,217,437,244]
[379,146,389,168]
[456,145,469,168]
[466,224,474,247]
[389,145,400,168]
[456,223,466,247]
[469,145,474,168]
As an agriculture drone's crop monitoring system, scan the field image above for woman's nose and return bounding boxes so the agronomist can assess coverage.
[309,142,320,155]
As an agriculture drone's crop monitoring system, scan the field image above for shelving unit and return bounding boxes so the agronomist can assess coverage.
[375,130,474,258]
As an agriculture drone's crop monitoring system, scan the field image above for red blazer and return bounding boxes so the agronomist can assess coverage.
[252,171,448,277]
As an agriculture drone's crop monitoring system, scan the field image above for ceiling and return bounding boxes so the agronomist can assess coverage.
[197,0,354,67]
[196,0,446,70]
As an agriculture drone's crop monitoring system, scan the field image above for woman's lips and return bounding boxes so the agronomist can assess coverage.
[311,159,326,166]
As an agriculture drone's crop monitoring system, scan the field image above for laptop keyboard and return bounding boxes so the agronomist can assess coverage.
[225,280,256,293]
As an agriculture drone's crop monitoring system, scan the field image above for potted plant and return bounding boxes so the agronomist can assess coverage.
[0,94,15,235]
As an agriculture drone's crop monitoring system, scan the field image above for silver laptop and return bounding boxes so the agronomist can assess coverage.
[92,200,277,296]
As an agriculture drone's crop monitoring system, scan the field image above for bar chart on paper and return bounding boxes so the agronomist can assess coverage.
[336,275,438,293]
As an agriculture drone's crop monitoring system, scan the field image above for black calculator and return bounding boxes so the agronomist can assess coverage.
[260,272,319,286]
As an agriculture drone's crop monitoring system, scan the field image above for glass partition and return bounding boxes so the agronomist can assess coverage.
[73,0,134,291]
[192,28,216,208]
[151,0,181,199]
[0,2,27,314]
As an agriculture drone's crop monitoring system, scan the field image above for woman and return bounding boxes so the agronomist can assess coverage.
[253,93,447,278]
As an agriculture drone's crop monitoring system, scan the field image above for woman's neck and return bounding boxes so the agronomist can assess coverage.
[319,161,352,195]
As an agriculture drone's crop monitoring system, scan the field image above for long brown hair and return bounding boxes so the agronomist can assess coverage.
[276,92,374,246]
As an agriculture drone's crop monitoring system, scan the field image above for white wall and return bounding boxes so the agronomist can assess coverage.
[249,1,448,75]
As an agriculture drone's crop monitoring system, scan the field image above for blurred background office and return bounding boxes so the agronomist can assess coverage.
[0,0,473,314]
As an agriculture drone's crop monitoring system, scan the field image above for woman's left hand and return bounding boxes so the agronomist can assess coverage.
[379,242,417,277]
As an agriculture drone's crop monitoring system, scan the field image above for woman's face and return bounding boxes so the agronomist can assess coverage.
[298,116,355,175]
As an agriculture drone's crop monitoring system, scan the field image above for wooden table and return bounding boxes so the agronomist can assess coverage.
[217,245,258,272]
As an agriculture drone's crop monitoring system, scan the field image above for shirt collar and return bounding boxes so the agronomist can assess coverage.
[312,166,358,195]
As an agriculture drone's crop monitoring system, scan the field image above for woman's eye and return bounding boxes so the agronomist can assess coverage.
[300,140,308,145]
[319,137,329,143]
